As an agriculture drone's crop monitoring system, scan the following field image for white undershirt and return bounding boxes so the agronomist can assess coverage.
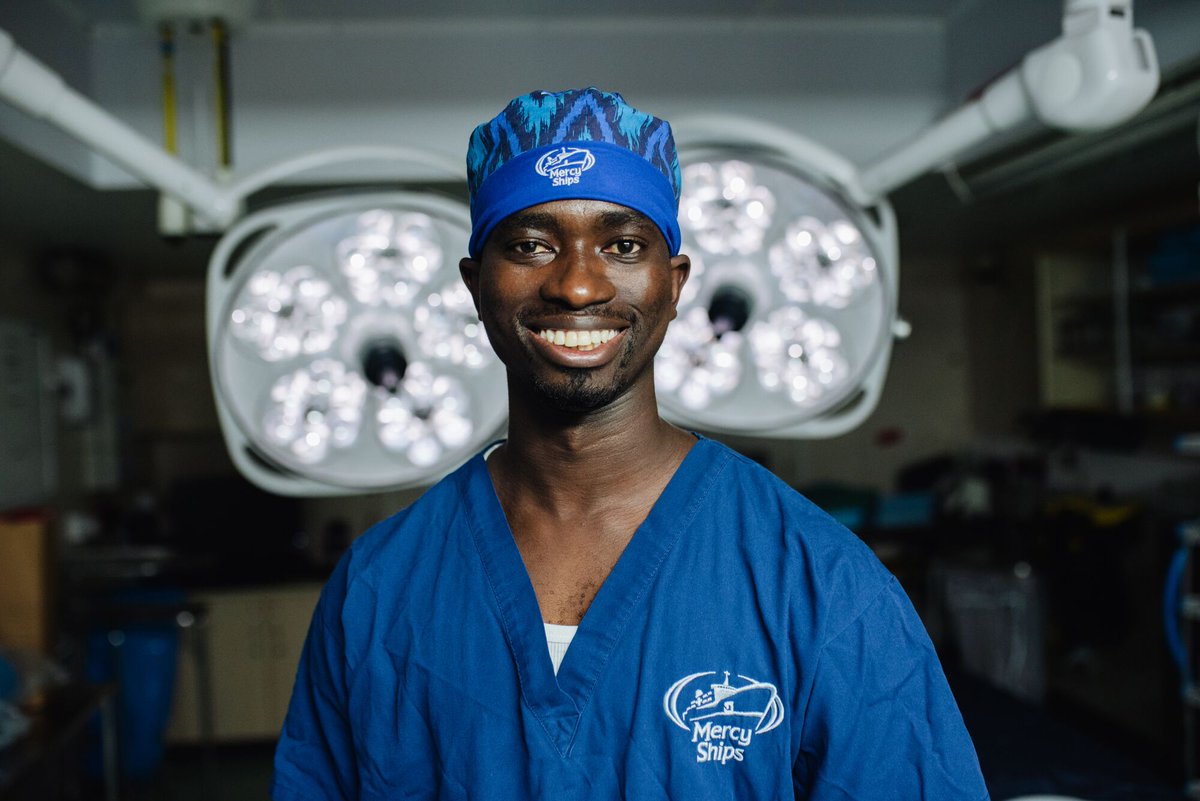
[544,623,578,675]
[485,443,580,675]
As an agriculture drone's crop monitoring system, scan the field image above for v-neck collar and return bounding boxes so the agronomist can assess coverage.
[460,435,729,757]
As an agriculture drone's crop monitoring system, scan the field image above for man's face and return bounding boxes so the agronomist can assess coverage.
[460,199,690,414]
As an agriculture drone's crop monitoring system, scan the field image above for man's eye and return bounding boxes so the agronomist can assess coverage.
[513,241,550,255]
[605,239,643,256]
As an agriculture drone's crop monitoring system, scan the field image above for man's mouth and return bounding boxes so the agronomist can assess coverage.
[536,328,621,352]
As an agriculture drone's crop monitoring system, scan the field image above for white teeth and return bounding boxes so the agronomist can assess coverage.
[538,328,619,350]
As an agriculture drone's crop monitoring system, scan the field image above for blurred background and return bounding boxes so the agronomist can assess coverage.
[0,1,1199,799]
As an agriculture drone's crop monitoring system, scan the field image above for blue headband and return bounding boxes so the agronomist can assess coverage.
[466,88,682,259]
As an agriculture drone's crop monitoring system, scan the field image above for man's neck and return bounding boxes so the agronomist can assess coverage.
[488,376,695,625]
[490,379,694,522]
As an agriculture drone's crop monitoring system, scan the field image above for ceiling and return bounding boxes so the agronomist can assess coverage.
[66,0,969,25]
[4,113,1195,282]
[1,0,965,277]
[1,0,1197,277]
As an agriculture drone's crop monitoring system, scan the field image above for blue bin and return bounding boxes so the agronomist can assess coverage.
[85,588,184,779]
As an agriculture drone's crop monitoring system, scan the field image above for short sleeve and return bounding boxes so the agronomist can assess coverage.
[272,558,359,801]
[793,578,989,800]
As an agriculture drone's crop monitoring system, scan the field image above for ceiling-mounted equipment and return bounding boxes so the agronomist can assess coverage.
[0,0,1162,493]
[0,24,488,497]
[652,0,1159,439]
[207,192,507,495]
[659,121,899,438]
[857,0,1159,199]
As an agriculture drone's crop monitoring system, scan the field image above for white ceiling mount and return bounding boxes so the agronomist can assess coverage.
[858,0,1159,199]
[135,0,257,27]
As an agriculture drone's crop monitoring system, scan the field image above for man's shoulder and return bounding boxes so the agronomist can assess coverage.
[700,437,892,610]
[702,438,865,540]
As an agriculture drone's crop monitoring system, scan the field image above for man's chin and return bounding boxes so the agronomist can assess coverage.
[531,370,624,414]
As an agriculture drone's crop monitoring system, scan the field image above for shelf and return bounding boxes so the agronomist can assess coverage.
[1038,233,1200,417]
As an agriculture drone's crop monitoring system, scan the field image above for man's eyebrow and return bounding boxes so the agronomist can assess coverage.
[496,211,559,235]
[597,209,655,231]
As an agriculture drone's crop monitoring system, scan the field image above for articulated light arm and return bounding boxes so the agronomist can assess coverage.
[857,0,1159,200]
[0,27,238,226]
[0,28,463,232]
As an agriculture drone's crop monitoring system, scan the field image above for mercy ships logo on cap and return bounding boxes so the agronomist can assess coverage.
[535,146,596,187]
[663,670,785,765]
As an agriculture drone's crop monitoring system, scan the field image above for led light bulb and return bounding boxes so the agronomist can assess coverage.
[337,210,443,307]
[229,266,348,362]
[262,359,367,464]
[413,281,492,368]
[376,362,475,467]
[680,161,776,255]
[748,307,848,406]
[769,216,877,308]
[655,306,743,410]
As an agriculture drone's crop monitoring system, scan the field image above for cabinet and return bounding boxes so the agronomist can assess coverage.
[1037,222,1200,425]
[166,583,321,743]
[1037,253,1114,408]
[0,516,54,654]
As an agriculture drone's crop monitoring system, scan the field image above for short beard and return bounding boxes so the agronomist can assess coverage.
[531,368,625,413]
[528,334,642,414]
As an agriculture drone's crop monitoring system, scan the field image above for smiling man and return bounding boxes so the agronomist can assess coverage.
[271,88,989,801]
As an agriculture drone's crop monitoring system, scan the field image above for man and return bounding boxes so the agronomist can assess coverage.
[272,88,989,800]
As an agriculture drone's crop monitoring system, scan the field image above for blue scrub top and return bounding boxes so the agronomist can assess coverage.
[273,437,989,800]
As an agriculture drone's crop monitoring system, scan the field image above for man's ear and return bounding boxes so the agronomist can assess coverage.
[668,254,691,315]
[459,257,483,317]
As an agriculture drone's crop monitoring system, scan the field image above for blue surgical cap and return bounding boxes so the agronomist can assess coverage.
[465,88,682,259]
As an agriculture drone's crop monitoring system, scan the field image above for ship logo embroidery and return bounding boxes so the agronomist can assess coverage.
[534,146,595,187]
[663,670,785,764]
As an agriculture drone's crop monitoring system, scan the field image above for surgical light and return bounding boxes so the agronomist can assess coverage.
[657,122,899,438]
[207,192,507,495]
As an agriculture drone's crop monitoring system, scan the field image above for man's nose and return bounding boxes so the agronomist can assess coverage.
[541,245,616,308]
